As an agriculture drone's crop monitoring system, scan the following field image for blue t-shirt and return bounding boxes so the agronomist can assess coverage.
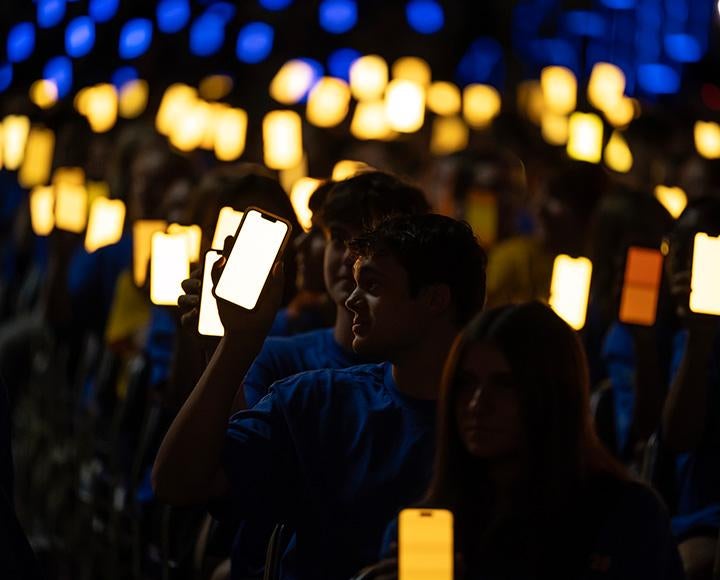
[222,362,437,580]
[144,306,178,389]
[268,307,329,338]
[243,327,363,408]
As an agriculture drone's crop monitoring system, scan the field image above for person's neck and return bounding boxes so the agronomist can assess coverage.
[333,304,354,351]
[391,326,457,400]
[486,455,527,514]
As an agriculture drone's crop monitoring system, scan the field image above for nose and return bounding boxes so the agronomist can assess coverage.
[345,285,362,314]
[341,244,356,268]
[468,384,493,414]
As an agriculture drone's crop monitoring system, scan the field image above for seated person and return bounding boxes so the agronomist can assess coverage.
[152,213,488,579]
[377,302,683,579]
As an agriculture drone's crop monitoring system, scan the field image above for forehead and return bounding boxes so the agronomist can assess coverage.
[459,341,512,376]
[353,252,407,280]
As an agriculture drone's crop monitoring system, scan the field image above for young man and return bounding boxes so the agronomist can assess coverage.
[153,213,487,579]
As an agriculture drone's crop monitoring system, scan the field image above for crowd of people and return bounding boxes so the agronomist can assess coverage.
[0,109,719,580]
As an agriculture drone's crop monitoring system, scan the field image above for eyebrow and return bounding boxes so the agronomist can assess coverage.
[354,261,384,280]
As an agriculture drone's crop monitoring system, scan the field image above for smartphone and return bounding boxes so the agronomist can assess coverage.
[549,254,593,330]
[689,233,720,316]
[213,208,292,310]
[211,206,244,250]
[198,250,225,337]
[85,198,126,253]
[133,220,167,286]
[54,182,88,233]
[619,247,664,326]
[29,185,55,236]
[167,223,203,263]
[399,508,453,580]
[150,231,190,306]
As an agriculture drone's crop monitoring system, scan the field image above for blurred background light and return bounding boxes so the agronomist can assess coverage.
[199,75,234,100]
[406,0,444,35]
[456,37,503,87]
[319,0,358,34]
[328,48,361,81]
[0,64,12,92]
[7,23,36,63]
[392,56,431,86]
[562,11,605,38]
[89,0,119,23]
[37,0,66,29]
[665,33,703,63]
[206,2,237,24]
[270,59,322,104]
[111,66,138,89]
[236,22,274,63]
[30,80,59,109]
[638,63,681,94]
[260,0,293,11]
[157,0,191,33]
[190,13,225,56]
[65,17,96,58]
[599,0,636,8]
[119,18,153,59]
[43,56,73,98]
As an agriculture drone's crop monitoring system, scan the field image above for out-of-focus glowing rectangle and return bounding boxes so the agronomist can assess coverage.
[169,100,210,152]
[427,81,461,116]
[654,185,687,219]
[619,247,663,326]
[350,100,394,140]
[385,79,425,133]
[133,220,167,286]
[54,183,88,233]
[263,110,303,170]
[540,66,576,115]
[465,191,497,248]
[85,198,126,253]
[30,185,55,236]
[150,232,190,306]
[689,233,720,316]
[306,77,351,128]
[3,115,30,171]
[211,207,244,250]
[119,79,149,119]
[694,121,720,160]
[156,84,197,136]
[463,84,501,129]
[279,155,308,193]
[85,84,118,133]
[549,255,593,330]
[567,112,603,164]
[349,55,388,101]
[430,116,468,156]
[541,111,568,146]
[87,180,110,206]
[588,63,625,112]
[391,56,431,86]
[167,223,202,262]
[214,107,248,161]
[52,166,85,185]
[604,130,633,173]
[332,159,369,181]
[399,508,453,580]
[290,178,321,232]
[198,250,225,337]
[19,127,55,188]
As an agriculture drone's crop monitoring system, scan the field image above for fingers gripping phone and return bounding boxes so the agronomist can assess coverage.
[198,250,225,337]
[399,508,453,580]
[213,208,292,310]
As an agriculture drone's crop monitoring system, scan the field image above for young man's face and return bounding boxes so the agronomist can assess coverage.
[323,221,362,306]
[345,253,430,360]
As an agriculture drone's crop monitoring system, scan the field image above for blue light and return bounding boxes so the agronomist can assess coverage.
[119,19,153,59]
[259,0,293,10]
[43,56,73,97]
[206,2,236,23]
[296,58,324,103]
[37,0,66,29]
[406,0,444,34]
[637,63,680,94]
[599,0,635,8]
[665,33,703,63]
[89,0,119,23]
[563,11,605,38]
[157,0,190,33]
[457,37,504,87]
[111,66,138,89]
[65,17,95,58]
[0,63,12,93]
[318,0,357,34]
[190,13,225,56]
[7,23,36,63]
[530,38,578,73]
[327,47,361,81]
[236,22,274,63]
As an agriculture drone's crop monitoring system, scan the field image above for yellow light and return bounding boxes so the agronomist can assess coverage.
[385,79,426,133]
[19,127,55,188]
[0,123,3,169]
[150,232,190,306]
[263,110,303,170]
[201,103,227,150]
[350,55,388,101]
[427,81,461,116]
[588,63,626,111]
[85,84,118,133]
[430,116,469,156]
[549,255,593,330]
[87,180,110,207]
[604,130,633,173]
[463,84,501,129]
[399,508,454,580]
[290,177,321,232]
[54,183,88,233]
[654,185,688,219]
[30,79,58,109]
[167,223,203,263]
[213,107,248,162]
[29,186,55,236]
[332,159,369,181]
[541,111,569,146]
[306,77,351,128]
[465,191,498,248]
[517,80,544,125]
[604,97,637,128]
[169,100,211,152]
[350,100,394,140]
[199,74,233,101]
[52,166,85,186]
[391,56,431,86]
[567,112,603,164]
[694,121,720,160]
[133,220,168,286]
[540,66,576,115]
[74,86,92,115]
[118,79,148,119]
[85,198,126,253]
[270,60,316,105]
[689,233,720,316]
[211,207,243,250]
[2,115,30,171]
[156,84,197,136]
[279,154,308,193]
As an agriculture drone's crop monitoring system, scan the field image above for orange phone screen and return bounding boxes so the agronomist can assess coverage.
[619,247,664,326]
[399,508,453,580]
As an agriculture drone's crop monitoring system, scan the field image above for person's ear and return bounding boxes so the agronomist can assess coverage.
[423,283,452,317]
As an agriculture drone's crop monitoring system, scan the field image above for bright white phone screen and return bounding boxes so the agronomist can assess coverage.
[198,251,225,337]
[214,209,289,310]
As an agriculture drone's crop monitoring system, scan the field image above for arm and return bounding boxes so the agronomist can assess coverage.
[627,328,664,453]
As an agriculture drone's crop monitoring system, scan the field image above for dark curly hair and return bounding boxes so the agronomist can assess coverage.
[347,213,487,325]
